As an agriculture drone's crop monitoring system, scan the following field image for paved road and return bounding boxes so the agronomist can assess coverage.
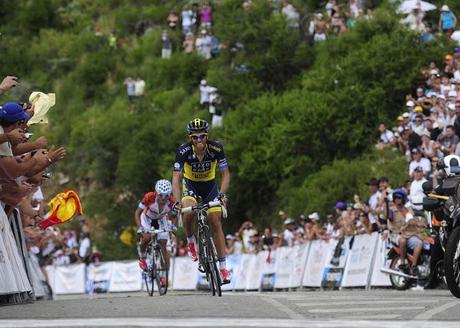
[1,289,460,327]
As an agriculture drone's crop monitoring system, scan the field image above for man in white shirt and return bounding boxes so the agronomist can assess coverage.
[408,148,431,177]
[409,167,427,214]
[364,177,381,230]
[134,76,145,98]
[376,123,394,149]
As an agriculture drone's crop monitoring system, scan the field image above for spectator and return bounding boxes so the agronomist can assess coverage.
[413,115,426,136]
[436,124,459,156]
[200,3,212,28]
[312,13,328,42]
[183,32,195,54]
[363,177,381,231]
[233,233,243,256]
[181,6,194,35]
[330,13,347,35]
[420,130,436,159]
[376,122,394,149]
[398,126,422,157]
[424,117,442,141]
[439,5,457,36]
[281,218,296,247]
[167,11,179,29]
[281,0,300,29]
[196,29,212,59]
[262,227,275,250]
[356,212,373,234]
[247,233,261,253]
[78,232,91,264]
[123,76,136,103]
[134,76,145,100]
[225,234,235,255]
[161,31,172,59]
[199,79,214,109]
[238,220,257,253]
[408,148,431,178]
[409,166,427,215]
[400,8,426,32]
[326,0,339,18]
[324,213,336,236]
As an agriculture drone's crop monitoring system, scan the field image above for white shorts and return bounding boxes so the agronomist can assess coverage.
[140,213,169,241]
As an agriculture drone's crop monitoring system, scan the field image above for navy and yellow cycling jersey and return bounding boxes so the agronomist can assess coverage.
[173,140,228,182]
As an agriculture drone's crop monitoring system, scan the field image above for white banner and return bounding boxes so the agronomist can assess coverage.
[341,233,379,287]
[275,247,296,289]
[28,254,46,297]
[321,237,351,289]
[109,261,142,292]
[302,239,336,287]
[172,257,198,290]
[0,208,32,295]
[289,243,310,288]
[370,235,392,286]
[234,254,252,290]
[246,252,264,290]
[87,262,113,293]
[54,263,86,294]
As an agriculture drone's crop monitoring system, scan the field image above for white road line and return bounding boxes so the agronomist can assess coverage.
[262,296,305,320]
[295,300,433,306]
[308,306,426,313]
[340,315,401,320]
[1,319,460,328]
[413,300,459,320]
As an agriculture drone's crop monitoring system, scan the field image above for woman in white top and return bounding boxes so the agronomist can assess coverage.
[421,131,436,159]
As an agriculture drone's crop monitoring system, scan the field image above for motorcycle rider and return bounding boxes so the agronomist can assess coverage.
[383,189,414,272]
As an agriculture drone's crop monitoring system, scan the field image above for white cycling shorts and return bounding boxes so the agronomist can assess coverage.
[140,213,169,241]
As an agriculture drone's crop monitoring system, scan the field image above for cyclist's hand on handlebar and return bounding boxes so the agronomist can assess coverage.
[218,192,228,204]
[171,201,181,216]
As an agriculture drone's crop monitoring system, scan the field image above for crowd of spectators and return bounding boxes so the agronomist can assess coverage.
[0,76,97,270]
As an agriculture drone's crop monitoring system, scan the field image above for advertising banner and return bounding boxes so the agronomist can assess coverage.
[54,263,86,294]
[289,243,310,288]
[370,235,392,286]
[87,262,113,293]
[109,261,142,292]
[302,240,336,287]
[341,233,379,287]
[172,257,198,290]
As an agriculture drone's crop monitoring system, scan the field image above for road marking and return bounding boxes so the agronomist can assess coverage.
[1,319,460,328]
[262,296,305,320]
[295,300,433,306]
[413,300,459,320]
[340,314,401,320]
[308,306,425,313]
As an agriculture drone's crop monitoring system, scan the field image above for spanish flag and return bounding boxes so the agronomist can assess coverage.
[39,190,83,229]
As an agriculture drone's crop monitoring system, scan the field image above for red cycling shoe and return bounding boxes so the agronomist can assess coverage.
[220,268,231,285]
[188,242,198,262]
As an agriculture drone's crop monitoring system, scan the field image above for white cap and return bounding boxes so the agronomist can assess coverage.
[308,212,320,221]
[406,100,415,107]
[402,112,410,118]
[284,218,295,225]
[437,94,446,100]
[441,5,449,12]
[200,79,207,85]
[448,90,457,98]
[448,103,456,111]
[430,69,439,75]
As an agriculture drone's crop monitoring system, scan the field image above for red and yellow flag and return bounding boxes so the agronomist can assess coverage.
[39,190,83,229]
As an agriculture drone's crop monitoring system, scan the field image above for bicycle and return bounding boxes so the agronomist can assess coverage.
[140,227,173,296]
[180,199,226,297]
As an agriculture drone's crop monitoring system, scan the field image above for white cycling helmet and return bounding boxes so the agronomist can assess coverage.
[155,179,172,195]
[443,154,460,176]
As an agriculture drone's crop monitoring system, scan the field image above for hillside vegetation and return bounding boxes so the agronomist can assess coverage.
[0,0,454,258]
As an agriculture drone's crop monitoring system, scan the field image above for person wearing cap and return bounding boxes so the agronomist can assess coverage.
[312,12,327,42]
[195,29,212,59]
[439,5,457,36]
[0,103,62,180]
[199,79,215,110]
[412,115,426,136]
[409,148,431,178]
[409,166,427,214]
[281,218,297,247]
[362,177,381,231]
[278,210,288,222]
[435,125,459,157]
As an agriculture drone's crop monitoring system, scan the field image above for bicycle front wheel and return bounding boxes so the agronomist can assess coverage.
[144,256,154,296]
[154,248,168,296]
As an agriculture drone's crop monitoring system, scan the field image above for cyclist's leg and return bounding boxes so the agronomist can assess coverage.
[138,212,152,255]
[159,239,170,270]
[181,180,198,249]
[158,218,171,270]
[208,210,226,259]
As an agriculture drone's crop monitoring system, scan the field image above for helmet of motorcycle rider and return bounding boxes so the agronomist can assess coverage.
[442,154,460,177]
[392,189,407,203]
[155,179,172,196]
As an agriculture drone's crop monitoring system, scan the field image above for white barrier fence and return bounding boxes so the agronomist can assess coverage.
[44,232,392,295]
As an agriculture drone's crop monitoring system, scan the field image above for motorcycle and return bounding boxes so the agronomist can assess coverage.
[422,170,460,297]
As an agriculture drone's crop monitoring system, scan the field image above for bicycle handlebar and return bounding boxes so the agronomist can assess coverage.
[181,200,222,214]
[141,227,176,234]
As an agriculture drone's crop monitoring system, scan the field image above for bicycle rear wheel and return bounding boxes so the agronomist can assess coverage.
[207,235,222,297]
[154,248,168,296]
[199,226,215,295]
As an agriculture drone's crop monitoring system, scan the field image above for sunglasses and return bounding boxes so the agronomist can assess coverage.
[190,133,208,140]
[158,193,169,199]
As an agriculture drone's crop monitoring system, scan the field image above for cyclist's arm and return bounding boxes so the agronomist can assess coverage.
[134,207,142,227]
[172,170,183,203]
[219,167,230,194]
